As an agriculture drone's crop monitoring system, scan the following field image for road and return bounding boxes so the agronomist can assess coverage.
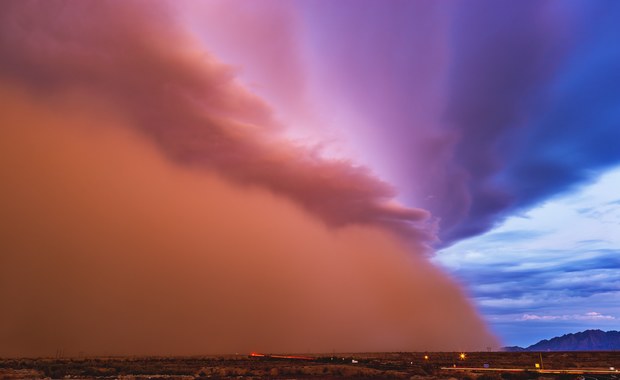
[441,367,619,375]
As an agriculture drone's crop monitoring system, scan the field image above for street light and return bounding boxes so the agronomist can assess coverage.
[459,353,466,360]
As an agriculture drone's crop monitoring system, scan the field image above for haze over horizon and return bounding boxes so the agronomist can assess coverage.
[0,0,618,355]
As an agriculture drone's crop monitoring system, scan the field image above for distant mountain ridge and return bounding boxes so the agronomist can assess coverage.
[504,329,620,351]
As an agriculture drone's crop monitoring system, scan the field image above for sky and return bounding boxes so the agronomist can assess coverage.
[0,0,618,355]
[434,167,620,347]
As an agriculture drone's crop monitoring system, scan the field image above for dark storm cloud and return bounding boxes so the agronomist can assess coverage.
[436,0,620,243]
[298,1,620,246]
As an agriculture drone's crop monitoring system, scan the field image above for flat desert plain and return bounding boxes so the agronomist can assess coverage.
[1,351,620,379]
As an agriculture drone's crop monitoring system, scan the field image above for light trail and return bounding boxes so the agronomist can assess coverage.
[249,353,314,361]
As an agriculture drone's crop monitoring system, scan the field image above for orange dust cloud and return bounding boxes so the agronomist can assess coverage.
[0,88,498,357]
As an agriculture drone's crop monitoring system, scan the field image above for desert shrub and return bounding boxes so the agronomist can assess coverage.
[421,362,437,374]
[43,364,67,379]
[500,371,540,380]
[478,374,502,380]
[217,367,229,377]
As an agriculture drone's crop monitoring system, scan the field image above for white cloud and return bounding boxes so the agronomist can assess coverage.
[519,312,615,321]
[581,311,616,320]
[520,314,561,321]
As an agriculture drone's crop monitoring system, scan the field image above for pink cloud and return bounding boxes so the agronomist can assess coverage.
[0,0,433,248]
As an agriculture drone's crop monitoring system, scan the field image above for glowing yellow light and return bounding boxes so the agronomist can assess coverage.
[424,355,429,360]
[459,353,466,360]
[535,363,540,369]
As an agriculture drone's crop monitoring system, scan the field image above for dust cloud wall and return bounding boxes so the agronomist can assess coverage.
[0,0,498,357]
[0,89,497,357]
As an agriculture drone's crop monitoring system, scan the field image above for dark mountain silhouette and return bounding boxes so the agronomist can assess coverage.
[502,346,527,352]
[503,330,620,351]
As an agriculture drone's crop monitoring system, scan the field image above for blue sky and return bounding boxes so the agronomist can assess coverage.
[435,166,620,347]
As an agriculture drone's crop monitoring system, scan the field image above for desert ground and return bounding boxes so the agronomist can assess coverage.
[1,351,619,380]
